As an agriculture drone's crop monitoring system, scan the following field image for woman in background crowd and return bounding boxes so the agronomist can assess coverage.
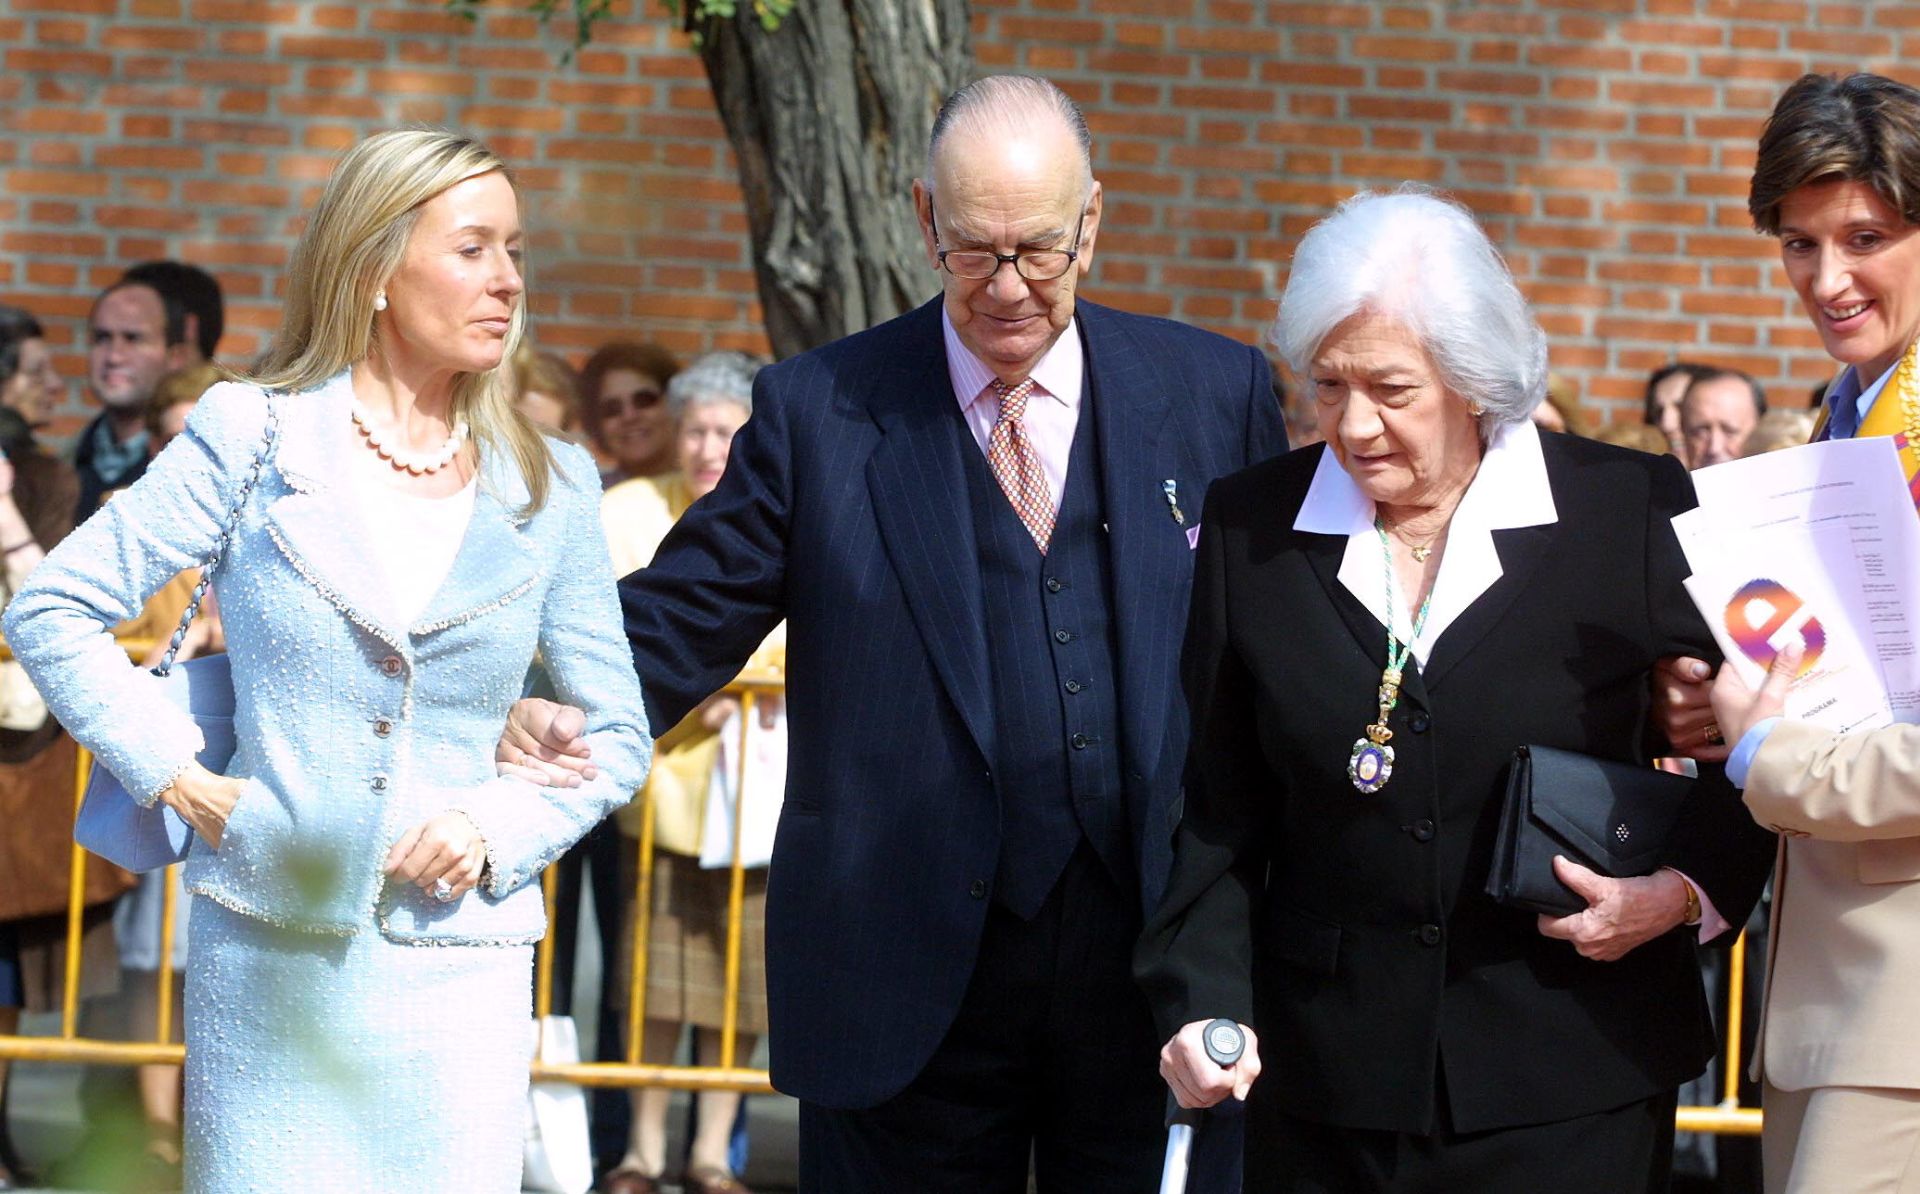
[0,304,110,1193]
[1643,362,1712,464]
[511,342,584,438]
[598,350,776,1194]
[0,310,62,430]
[578,341,681,486]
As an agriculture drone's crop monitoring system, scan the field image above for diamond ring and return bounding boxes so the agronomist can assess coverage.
[431,878,456,902]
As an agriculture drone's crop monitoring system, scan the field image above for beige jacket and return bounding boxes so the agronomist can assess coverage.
[1746,720,1920,1090]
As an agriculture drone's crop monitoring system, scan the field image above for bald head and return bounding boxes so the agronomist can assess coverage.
[914,75,1105,386]
[926,75,1093,198]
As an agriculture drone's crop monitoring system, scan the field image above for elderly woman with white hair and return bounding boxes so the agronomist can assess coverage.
[598,349,779,1194]
[1135,189,1776,1191]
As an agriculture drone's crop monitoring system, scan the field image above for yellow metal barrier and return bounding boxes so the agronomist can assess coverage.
[0,648,1760,1128]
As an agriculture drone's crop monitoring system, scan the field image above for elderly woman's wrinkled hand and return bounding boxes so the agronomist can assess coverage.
[1651,654,1731,761]
[1535,856,1689,961]
[1160,1019,1262,1109]
[496,696,597,787]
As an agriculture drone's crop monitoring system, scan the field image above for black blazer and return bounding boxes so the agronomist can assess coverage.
[620,296,1287,1108]
[1136,434,1777,1145]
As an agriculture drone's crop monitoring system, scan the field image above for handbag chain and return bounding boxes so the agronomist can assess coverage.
[153,394,281,678]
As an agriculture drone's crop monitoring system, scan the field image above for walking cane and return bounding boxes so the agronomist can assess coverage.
[1157,1018,1246,1194]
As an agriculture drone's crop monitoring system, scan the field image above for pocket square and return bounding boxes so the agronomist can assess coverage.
[1186,524,1202,549]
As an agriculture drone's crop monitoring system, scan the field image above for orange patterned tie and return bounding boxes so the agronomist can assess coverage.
[986,377,1054,554]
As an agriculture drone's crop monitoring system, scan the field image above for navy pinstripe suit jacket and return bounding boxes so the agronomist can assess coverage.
[618,296,1287,1108]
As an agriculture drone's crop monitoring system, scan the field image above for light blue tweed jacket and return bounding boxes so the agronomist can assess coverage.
[5,371,652,944]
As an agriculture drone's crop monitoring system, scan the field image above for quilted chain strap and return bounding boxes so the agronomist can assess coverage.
[153,394,281,678]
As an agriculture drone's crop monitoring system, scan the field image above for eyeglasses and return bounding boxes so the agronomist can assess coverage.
[598,389,663,419]
[930,198,1086,282]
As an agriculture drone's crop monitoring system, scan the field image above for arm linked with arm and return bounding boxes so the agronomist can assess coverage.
[1641,454,1777,937]
[451,446,655,897]
[620,367,792,736]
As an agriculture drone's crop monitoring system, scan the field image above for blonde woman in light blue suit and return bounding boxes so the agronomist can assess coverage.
[3,131,652,1192]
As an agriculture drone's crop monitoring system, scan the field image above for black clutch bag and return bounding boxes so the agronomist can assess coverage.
[1485,745,1694,917]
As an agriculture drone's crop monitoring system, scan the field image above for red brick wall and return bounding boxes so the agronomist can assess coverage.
[3,0,1912,437]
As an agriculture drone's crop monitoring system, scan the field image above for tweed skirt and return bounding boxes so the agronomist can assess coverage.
[183,899,532,1193]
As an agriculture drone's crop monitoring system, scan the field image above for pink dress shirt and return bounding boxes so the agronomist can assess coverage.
[942,309,1084,519]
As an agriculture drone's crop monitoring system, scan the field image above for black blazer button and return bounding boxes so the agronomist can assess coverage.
[1408,712,1431,733]
[1053,629,1072,643]
[1410,819,1435,842]
[1071,733,1089,750]
[1045,577,1064,593]
[969,880,987,899]
[1417,923,1442,947]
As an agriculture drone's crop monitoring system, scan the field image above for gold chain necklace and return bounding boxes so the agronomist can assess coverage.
[1380,519,1444,563]
[1893,335,1920,447]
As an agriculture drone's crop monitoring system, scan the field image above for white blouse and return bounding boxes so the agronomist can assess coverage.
[1292,419,1560,667]
[357,475,478,626]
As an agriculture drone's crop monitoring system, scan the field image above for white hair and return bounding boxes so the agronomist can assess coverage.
[1271,187,1547,434]
[665,349,765,421]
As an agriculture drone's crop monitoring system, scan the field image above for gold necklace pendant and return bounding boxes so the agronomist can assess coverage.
[1410,544,1432,563]
[1349,723,1395,793]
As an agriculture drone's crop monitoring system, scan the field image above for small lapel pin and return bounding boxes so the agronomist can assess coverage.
[1162,479,1186,526]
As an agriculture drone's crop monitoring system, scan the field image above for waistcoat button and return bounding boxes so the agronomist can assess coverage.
[380,656,403,677]
[373,719,393,738]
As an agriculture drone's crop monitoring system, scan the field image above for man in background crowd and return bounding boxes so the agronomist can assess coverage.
[122,261,224,367]
[74,280,188,517]
[1680,367,1767,469]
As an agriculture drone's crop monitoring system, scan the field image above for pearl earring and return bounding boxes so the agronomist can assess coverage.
[374,293,388,312]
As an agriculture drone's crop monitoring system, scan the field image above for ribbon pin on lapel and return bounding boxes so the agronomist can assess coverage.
[1162,479,1185,526]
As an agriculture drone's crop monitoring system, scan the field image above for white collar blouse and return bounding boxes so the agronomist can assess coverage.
[1292,418,1560,668]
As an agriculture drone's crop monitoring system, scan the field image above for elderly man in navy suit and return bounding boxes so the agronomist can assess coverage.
[507,74,1286,1191]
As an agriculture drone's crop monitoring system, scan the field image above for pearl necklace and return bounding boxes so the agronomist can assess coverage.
[349,398,470,476]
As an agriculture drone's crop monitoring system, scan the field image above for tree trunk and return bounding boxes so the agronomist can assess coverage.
[693,1,973,360]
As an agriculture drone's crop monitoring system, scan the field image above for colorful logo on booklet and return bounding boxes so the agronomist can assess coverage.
[1723,578,1825,677]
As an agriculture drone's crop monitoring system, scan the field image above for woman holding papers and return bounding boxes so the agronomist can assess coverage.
[1703,70,1920,1194]
[1136,189,1777,1192]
